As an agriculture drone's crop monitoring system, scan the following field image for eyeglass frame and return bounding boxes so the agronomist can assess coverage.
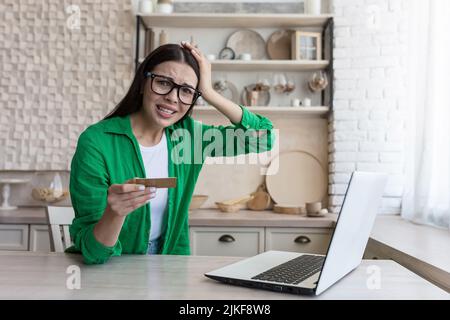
[144,71,202,106]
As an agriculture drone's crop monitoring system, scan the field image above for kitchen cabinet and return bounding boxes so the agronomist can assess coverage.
[190,226,264,257]
[188,210,335,256]
[0,223,51,252]
[265,227,332,254]
[190,226,332,257]
[29,225,51,252]
[0,224,29,251]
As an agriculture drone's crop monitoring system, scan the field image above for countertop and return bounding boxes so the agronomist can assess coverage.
[0,207,337,228]
[189,209,336,228]
[0,206,48,224]
[0,251,447,299]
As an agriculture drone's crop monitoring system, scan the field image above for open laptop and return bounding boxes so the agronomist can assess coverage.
[205,171,388,296]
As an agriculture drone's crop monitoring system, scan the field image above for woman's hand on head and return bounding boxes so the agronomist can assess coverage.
[181,41,214,99]
[105,182,156,217]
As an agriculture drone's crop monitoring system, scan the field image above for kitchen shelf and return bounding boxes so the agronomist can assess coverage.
[211,60,329,71]
[134,13,334,109]
[138,59,330,71]
[193,106,330,118]
[140,13,333,28]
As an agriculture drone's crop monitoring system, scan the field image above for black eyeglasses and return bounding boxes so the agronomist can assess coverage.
[144,72,201,105]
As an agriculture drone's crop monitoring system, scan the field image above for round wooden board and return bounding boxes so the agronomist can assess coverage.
[226,29,267,60]
[265,151,327,207]
[267,29,291,60]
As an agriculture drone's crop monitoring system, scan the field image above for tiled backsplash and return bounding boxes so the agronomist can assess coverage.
[0,0,134,170]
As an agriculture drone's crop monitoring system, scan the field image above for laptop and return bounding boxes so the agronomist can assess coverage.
[204,171,388,296]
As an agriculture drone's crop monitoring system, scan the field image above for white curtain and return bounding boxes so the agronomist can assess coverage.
[402,0,450,229]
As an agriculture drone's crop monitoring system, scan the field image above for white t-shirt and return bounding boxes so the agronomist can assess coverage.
[139,131,168,242]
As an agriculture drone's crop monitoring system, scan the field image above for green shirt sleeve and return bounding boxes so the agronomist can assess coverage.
[200,105,276,158]
[67,129,122,264]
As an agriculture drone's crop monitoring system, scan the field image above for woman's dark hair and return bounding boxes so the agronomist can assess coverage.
[104,44,200,122]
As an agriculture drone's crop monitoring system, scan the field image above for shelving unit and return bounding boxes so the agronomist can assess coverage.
[138,59,330,71]
[193,106,330,118]
[140,13,333,28]
[211,60,330,72]
[132,12,334,219]
[134,12,334,115]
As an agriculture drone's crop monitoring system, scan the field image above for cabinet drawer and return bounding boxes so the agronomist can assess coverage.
[29,225,51,252]
[190,227,264,257]
[0,224,29,251]
[265,228,332,254]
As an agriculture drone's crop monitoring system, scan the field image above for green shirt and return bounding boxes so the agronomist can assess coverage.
[67,105,275,264]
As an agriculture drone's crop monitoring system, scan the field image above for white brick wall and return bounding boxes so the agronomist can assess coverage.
[0,0,134,170]
[329,0,408,215]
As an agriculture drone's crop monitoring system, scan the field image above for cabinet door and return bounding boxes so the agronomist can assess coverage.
[29,225,51,252]
[265,228,332,254]
[0,224,29,251]
[190,227,264,257]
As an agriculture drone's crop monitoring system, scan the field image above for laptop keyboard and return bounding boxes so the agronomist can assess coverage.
[251,254,325,285]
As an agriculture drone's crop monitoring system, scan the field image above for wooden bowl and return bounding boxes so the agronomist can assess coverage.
[189,195,209,211]
[215,202,242,213]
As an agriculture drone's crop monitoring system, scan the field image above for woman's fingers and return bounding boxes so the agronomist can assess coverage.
[181,41,203,58]
[123,192,153,212]
[111,187,156,201]
[109,183,145,194]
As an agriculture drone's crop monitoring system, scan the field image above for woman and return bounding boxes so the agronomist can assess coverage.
[68,42,275,264]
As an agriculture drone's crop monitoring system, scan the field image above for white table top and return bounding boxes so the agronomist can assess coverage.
[0,252,447,300]
[371,215,450,274]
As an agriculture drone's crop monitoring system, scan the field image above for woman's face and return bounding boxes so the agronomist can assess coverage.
[142,61,198,128]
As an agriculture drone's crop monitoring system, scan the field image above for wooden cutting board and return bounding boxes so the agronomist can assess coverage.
[267,29,291,60]
[265,151,327,207]
[273,204,302,215]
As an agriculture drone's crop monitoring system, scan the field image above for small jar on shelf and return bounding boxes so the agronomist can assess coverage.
[156,0,173,14]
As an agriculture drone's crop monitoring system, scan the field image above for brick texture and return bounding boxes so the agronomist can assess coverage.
[329,0,408,215]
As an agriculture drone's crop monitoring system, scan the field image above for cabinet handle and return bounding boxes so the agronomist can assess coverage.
[294,236,311,244]
[218,234,235,243]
